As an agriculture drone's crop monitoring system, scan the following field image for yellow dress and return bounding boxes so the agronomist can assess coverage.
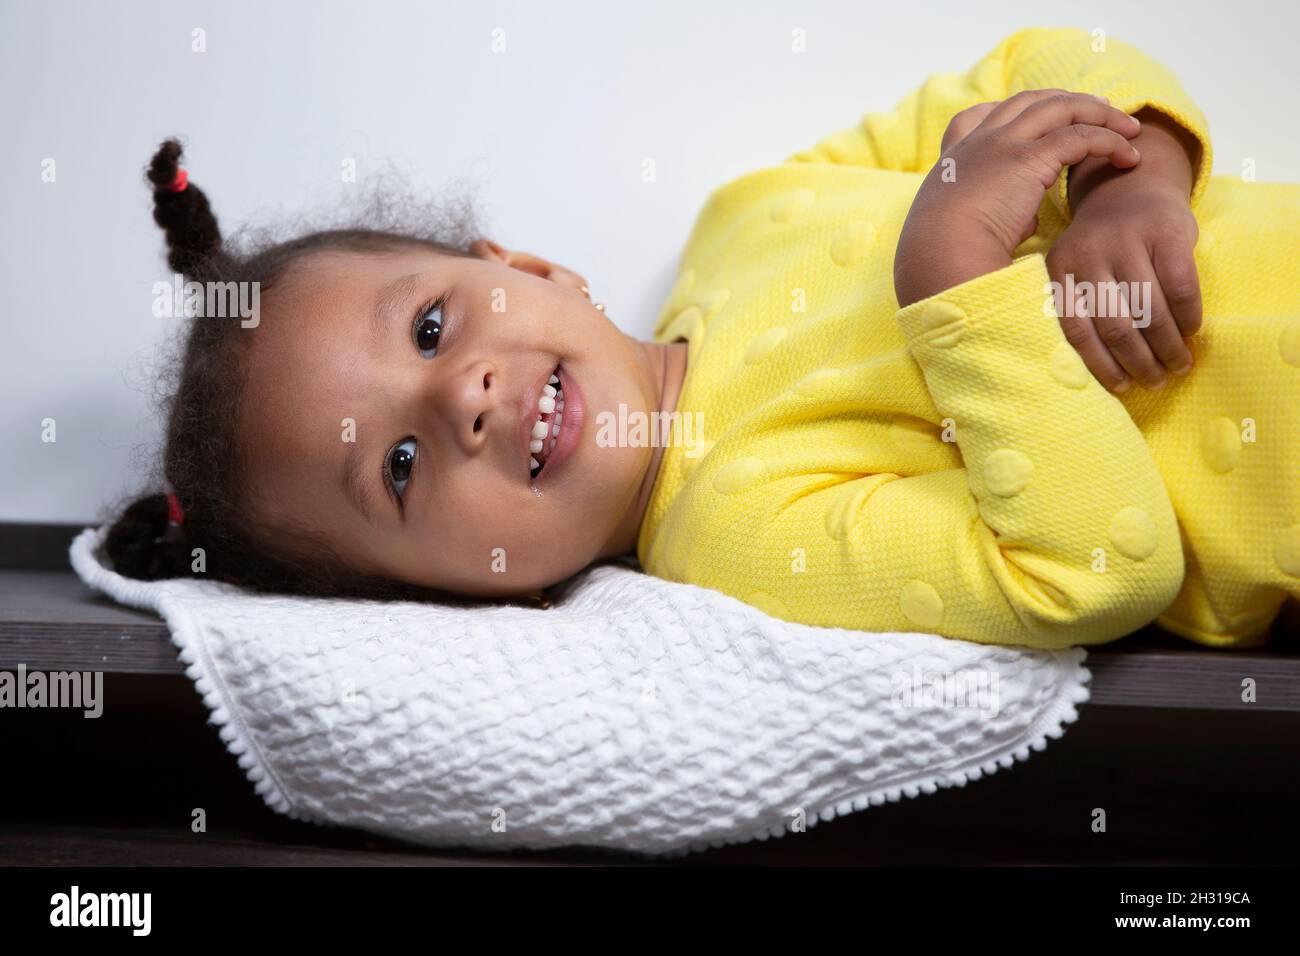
[636,27,1300,650]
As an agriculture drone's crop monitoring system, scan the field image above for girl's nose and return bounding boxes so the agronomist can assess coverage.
[426,359,495,455]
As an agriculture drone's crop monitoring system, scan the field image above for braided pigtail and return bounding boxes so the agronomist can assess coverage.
[103,492,197,580]
[103,140,227,582]
[146,138,223,275]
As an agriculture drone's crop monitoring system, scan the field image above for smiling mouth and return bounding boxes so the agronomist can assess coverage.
[528,366,564,480]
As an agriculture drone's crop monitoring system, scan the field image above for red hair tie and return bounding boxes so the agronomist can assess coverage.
[167,169,189,192]
[166,491,185,526]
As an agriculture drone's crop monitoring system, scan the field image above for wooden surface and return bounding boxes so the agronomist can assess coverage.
[3,566,1299,708]
[0,570,180,674]
[0,825,606,867]
[0,521,86,571]
[1084,624,1300,710]
[3,679,1297,865]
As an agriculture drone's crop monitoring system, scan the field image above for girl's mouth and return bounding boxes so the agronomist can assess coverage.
[524,363,583,485]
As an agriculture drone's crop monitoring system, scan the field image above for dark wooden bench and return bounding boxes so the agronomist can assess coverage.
[3,522,1298,864]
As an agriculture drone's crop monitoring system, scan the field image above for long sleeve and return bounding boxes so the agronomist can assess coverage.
[785,26,1213,219]
[680,253,1186,650]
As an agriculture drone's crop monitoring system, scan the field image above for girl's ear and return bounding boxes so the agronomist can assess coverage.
[470,238,590,296]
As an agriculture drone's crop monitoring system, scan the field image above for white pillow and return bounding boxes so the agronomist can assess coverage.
[71,526,1090,856]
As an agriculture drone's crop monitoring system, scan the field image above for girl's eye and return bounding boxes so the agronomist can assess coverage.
[385,438,417,500]
[413,300,444,358]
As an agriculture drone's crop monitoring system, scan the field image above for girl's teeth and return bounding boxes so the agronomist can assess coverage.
[529,371,566,473]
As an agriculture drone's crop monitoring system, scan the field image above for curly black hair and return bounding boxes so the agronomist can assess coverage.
[104,138,557,609]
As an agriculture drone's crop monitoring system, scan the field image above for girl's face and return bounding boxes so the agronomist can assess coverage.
[238,239,670,596]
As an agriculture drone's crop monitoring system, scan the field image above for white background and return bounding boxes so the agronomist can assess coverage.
[3,0,1297,523]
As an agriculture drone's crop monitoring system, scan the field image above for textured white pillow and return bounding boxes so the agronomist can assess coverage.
[71,526,1090,856]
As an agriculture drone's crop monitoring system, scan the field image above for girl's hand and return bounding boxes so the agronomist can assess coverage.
[1046,185,1199,391]
[1046,107,1203,392]
[894,90,1142,308]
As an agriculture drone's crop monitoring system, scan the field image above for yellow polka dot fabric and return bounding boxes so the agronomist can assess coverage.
[636,27,1300,650]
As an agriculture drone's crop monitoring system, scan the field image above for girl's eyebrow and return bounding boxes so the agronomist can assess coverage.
[370,272,422,345]
[340,272,424,526]
[342,439,381,526]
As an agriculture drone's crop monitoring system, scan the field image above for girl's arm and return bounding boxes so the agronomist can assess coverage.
[667,94,1185,651]
[812,26,1213,391]
[882,92,1182,647]
[672,255,1185,650]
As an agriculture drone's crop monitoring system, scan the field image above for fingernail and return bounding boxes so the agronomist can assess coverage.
[1149,377,1167,391]
[1172,359,1193,375]
[1112,378,1131,394]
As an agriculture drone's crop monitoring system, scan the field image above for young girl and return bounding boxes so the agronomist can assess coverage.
[107,27,1300,651]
